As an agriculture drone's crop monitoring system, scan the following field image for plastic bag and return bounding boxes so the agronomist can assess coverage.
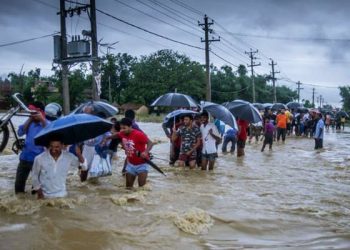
[89,153,112,178]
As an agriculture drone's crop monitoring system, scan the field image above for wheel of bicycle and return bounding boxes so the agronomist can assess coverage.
[0,122,10,152]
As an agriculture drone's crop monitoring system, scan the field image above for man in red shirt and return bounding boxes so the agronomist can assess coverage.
[237,119,249,157]
[107,118,153,188]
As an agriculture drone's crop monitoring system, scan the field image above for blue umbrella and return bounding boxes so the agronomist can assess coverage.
[151,92,198,108]
[225,100,262,123]
[201,101,238,130]
[34,114,112,146]
[163,109,198,128]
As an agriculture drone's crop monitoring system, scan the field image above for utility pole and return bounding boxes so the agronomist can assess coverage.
[90,0,100,101]
[60,0,70,114]
[199,15,220,101]
[108,76,112,102]
[319,95,323,108]
[245,49,260,103]
[269,59,279,103]
[312,88,315,107]
[296,81,303,103]
[57,0,100,112]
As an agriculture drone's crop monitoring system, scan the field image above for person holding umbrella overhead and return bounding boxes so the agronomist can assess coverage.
[33,114,114,197]
[15,101,49,194]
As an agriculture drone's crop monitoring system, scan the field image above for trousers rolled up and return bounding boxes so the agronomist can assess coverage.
[222,136,236,153]
[314,138,323,149]
[277,127,287,142]
[15,160,34,193]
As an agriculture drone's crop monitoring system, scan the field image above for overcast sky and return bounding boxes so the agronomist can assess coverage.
[0,0,349,107]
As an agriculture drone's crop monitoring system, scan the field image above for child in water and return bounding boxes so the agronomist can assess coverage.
[261,118,275,152]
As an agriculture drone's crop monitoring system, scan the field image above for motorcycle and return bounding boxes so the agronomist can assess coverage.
[0,93,31,154]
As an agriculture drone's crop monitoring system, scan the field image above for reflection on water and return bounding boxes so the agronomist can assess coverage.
[0,117,350,249]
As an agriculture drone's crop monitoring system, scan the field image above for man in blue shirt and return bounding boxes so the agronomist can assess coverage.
[15,102,49,194]
[222,128,237,154]
[314,113,324,150]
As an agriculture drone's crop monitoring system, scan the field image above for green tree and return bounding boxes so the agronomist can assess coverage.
[100,53,137,104]
[123,49,205,104]
[339,86,350,111]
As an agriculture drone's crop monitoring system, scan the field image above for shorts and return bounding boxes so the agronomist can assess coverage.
[237,139,246,149]
[125,163,149,176]
[202,153,218,161]
[179,152,196,162]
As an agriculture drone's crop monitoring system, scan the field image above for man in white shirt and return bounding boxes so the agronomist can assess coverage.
[32,138,86,199]
[200,112,221,170]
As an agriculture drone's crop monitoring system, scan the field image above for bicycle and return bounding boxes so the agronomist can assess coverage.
[0,93,31,154]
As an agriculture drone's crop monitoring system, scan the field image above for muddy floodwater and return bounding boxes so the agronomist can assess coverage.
[0,117,350,249]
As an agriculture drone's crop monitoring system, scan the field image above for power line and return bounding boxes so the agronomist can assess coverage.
[113,0,200,39]
[148,0,197,25]
[168,0,204,17]
[223,32,350,42]
[164,0,199,22]
[96,8,204,50]
[33,0,204,61]
[31,0,57,9]
[135,0,202,35]
[210,50,238,68]
[280,78,342,89]
[211,44,245,66]
[0,32,59,48]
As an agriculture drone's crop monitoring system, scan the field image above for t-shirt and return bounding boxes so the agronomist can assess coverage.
[285,111,293,123]
[32,150,80,198]
[264,122,275,135]
[224,128,237,138]
[276,113,287,129]
[237,119,249,141]
[315,119,324,139]
[200,123,220,154]
[118,129,149,165]
[176,125,201,154]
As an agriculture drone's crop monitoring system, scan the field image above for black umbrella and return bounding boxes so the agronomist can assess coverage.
[34,114,113,146]
[163,109,198,128]
[225,100,262,123]
[151,92,198,108]
[263,103,273,109]
[286,102,303,110]
[336,111,349,118]
[271,103,288,111]
[71,100,119,118]
[136,151,166,176]
[297,107,309,113]
[201,101,238,129]
[252,103,265,111]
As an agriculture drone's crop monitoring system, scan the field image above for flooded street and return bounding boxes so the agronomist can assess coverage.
[0,117,350,249]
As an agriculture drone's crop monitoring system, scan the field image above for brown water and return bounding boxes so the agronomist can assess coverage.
[0,117,350,249]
